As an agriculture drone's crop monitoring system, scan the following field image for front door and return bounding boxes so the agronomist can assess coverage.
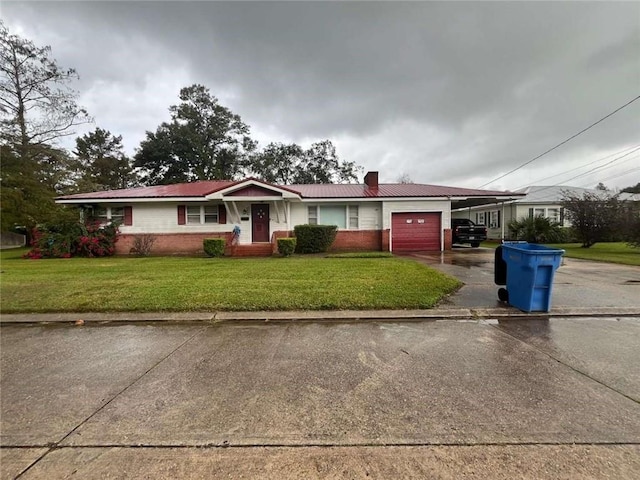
[251,204,270,243]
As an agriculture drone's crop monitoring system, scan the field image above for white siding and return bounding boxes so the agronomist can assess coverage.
[382,200,450,229]
[118,202,230,234]
[117,201,288,245]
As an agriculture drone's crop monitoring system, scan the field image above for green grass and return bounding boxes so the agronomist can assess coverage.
[0,249,461,313]
[545,242,640,266]
[325,252,394,258]
[481,241,639,266]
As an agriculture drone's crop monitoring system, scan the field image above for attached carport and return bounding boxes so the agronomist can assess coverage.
[386,191,525,253]
[450,193,525,241]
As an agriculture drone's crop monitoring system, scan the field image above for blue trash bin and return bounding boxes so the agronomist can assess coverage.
[501,242,565,312]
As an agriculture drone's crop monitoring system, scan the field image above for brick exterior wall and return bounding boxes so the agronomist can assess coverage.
[381,229,390,252]
[443,228,452,251]
[330,230,382,252]
[117,232,233,255]
[271,230,294,254]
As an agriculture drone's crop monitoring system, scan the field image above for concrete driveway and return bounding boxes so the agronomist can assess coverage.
[408,247,640,310]
[1,319,639,479]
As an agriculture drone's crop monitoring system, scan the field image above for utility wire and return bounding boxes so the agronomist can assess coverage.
[511,144,640,190]
[477,94,640,189]
[509,150,639,202]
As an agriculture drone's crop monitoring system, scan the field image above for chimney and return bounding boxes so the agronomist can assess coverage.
[364,171,379,190]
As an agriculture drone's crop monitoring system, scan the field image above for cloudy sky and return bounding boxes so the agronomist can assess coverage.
[3,1,639,191]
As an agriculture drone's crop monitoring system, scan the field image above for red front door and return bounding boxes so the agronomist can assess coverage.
[251,204,270,243]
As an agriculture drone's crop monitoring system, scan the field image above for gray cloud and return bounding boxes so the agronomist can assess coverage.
[3,1,639,189]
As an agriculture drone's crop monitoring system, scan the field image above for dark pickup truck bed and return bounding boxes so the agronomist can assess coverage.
[452,219,487,247]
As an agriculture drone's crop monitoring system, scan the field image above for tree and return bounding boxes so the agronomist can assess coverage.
[250,140,361,184]
[249,142,305,184]
[508,216,565,244]
[621,182,640,194]
[396,173,414,184]
[74,127,136,191]
[0,22,90,158]
[134,84,255,185]
[0,23,89,231]
[0,144,77,232]
[561,190,624,248]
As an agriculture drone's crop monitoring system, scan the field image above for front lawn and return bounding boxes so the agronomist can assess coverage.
[545,242,640,266]
[0,249,461,313]
[481,241,639,266]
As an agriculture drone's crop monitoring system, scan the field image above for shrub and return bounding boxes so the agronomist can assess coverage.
[24,220,119,259]
[294,224,337,254]
[277,238,297,257]
[203,238,225,257]
[130,235,157,256]
[507,216,564,244]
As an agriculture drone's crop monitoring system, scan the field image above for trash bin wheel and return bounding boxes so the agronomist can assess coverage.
[498,288,509,302]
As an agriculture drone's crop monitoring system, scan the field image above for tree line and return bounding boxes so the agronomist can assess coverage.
[0,23,360,232]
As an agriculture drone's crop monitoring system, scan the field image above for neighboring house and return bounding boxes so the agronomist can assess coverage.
[452,185,638,240]
[55,172,523,255]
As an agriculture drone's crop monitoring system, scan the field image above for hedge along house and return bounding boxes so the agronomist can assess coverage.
[55,171,523,255]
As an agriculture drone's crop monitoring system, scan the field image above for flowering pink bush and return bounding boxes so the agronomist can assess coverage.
[24,221,119,259]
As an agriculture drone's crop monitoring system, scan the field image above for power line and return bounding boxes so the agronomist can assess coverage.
[509,150,639,202]
[477,94,640,188]
[511,144,640,190]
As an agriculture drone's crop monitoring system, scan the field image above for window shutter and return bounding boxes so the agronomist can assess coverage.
[528,208,534,219]
[177,205,186,225]
[123,206,133,226]
[560,207,565,226]
[497,210,501,228]
[218,205,227,224]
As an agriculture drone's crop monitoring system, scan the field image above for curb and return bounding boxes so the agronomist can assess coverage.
[1,307,639,325]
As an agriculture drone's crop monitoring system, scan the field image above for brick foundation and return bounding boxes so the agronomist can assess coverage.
[117,229,394,255]
[330,230,382,252]
[271,230,294,254]
[381,229,390,252]
[117,232,233,256]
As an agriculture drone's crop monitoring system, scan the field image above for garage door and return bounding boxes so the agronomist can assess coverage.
[391,212,441,252]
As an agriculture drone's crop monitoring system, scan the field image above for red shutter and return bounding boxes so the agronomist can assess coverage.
[178,205,186,225]
[218,205,227,224]
[124,206,133,226]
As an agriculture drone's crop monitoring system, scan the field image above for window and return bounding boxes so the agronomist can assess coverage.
[489,210,501,229]
[186,205,220,225]
[307,205,359,229]
[204,206,218,224]
[349,205,359,229]
[308,206,318,225]
[534,208,545,217]
[320,206,346,229]
[110,207,124,224]
[92,206,128,225]
[475,212,486,225]
[93,206,108,223]
[547,208,560,224]
[187,206,201,224]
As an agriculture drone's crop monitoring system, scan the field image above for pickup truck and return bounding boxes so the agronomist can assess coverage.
[451,219,487,247]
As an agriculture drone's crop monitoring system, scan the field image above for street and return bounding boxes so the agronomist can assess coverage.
[1,318,639,479]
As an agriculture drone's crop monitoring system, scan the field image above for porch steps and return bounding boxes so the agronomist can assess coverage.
[232,243,273,257]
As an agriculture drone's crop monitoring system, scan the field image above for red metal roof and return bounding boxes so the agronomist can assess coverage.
[57,179,520,201]
[288,183,520,198]
[56,180,236,200]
